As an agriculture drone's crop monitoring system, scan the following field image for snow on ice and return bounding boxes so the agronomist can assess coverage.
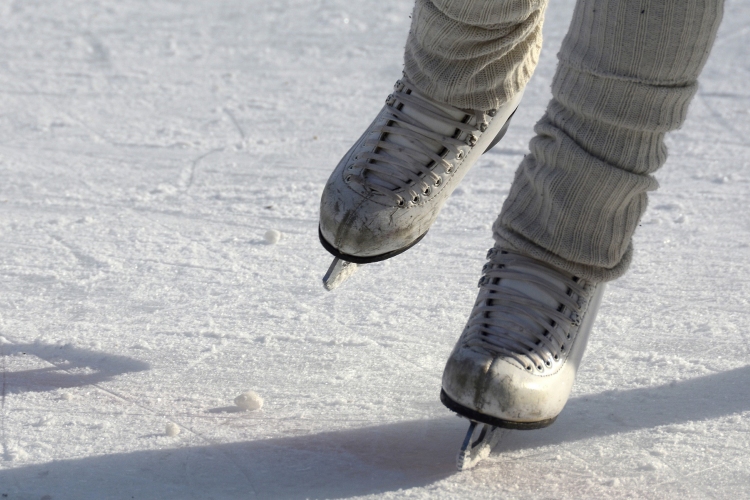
[264,229,282,245]
[234,391,264,412]
[165,422,181,437]
[0,0,748,498]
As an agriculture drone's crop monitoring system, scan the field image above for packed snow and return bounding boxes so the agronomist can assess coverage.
[235,391,264,412]
[264,229,282,245]
[165,422,181,437]
[0,0,748,498]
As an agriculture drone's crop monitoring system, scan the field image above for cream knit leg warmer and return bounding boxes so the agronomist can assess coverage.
[403,0,548,110]
[495,0,724,282]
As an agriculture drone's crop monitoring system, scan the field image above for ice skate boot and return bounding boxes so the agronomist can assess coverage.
[319,78,523,290]
[441,247,605,469]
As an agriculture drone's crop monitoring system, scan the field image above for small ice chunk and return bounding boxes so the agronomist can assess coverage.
[234,391,263,411]
[61,393,73,401]
[165,422,181,436]
[264,229,281,244]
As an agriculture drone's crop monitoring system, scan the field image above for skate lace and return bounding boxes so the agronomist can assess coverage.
[346,79,490,206]
[463,249,594,372]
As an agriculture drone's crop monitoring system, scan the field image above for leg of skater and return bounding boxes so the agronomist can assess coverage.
[319,0,547,284]
[403,0,547,110]
[442,0,724,430]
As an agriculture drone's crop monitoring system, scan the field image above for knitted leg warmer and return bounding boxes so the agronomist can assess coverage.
[495,0,724,281]
[403,0,548,111]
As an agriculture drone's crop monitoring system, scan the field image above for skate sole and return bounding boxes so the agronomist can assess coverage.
[318,226,428,264]
[440,389,557,430]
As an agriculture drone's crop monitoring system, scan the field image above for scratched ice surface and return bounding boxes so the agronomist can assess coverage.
[0,1,748,498]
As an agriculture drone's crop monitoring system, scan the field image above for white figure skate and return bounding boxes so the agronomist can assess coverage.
[319,78,523,290]
[441,248,605,470]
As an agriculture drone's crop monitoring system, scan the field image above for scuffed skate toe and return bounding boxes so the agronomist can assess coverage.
[441,348,560,429]
[319,182,429,263]
[440,248,606,430]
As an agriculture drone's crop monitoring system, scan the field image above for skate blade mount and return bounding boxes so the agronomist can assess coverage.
[322,257,359,291]
[456,420,509,471]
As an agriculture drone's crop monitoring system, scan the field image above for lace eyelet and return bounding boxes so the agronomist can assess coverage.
[456,151,464,160]
[480,123,488,132]
[345,175,351,183]
[445,167,453,174]
[526,365,532,371]
[347,165,353,170]
[487,109,497,117]
[412,195,420,203]
[545,361,552,367]
[423,186,431,195]
[467,135,477,147]
[434,178,442,186]
[536,365,543,371]
[397,199,405,207]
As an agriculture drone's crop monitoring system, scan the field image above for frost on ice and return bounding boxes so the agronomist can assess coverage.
[234,391,263,411]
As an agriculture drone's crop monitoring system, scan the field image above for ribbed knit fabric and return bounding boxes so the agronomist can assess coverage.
[494,0,724,281]
[403,0,547,110]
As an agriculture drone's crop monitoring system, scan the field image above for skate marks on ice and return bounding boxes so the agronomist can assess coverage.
[2,366,750,498]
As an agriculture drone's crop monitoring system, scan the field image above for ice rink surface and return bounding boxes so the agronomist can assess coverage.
[0,0,748,498]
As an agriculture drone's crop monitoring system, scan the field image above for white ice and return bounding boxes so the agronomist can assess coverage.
[0,0,748,499]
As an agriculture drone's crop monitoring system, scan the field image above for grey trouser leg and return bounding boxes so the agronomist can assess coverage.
[495,0,724,281]
[403,0,724,281]
[404,0,547,110]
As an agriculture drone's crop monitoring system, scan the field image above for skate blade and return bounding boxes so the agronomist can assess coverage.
[456,421,508,471]
[322,257,359,291]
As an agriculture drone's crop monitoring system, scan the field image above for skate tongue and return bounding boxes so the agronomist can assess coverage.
[488,262,572,338]
[501,270,563,309]
[465,249,591,367]
[365,84,473,192]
